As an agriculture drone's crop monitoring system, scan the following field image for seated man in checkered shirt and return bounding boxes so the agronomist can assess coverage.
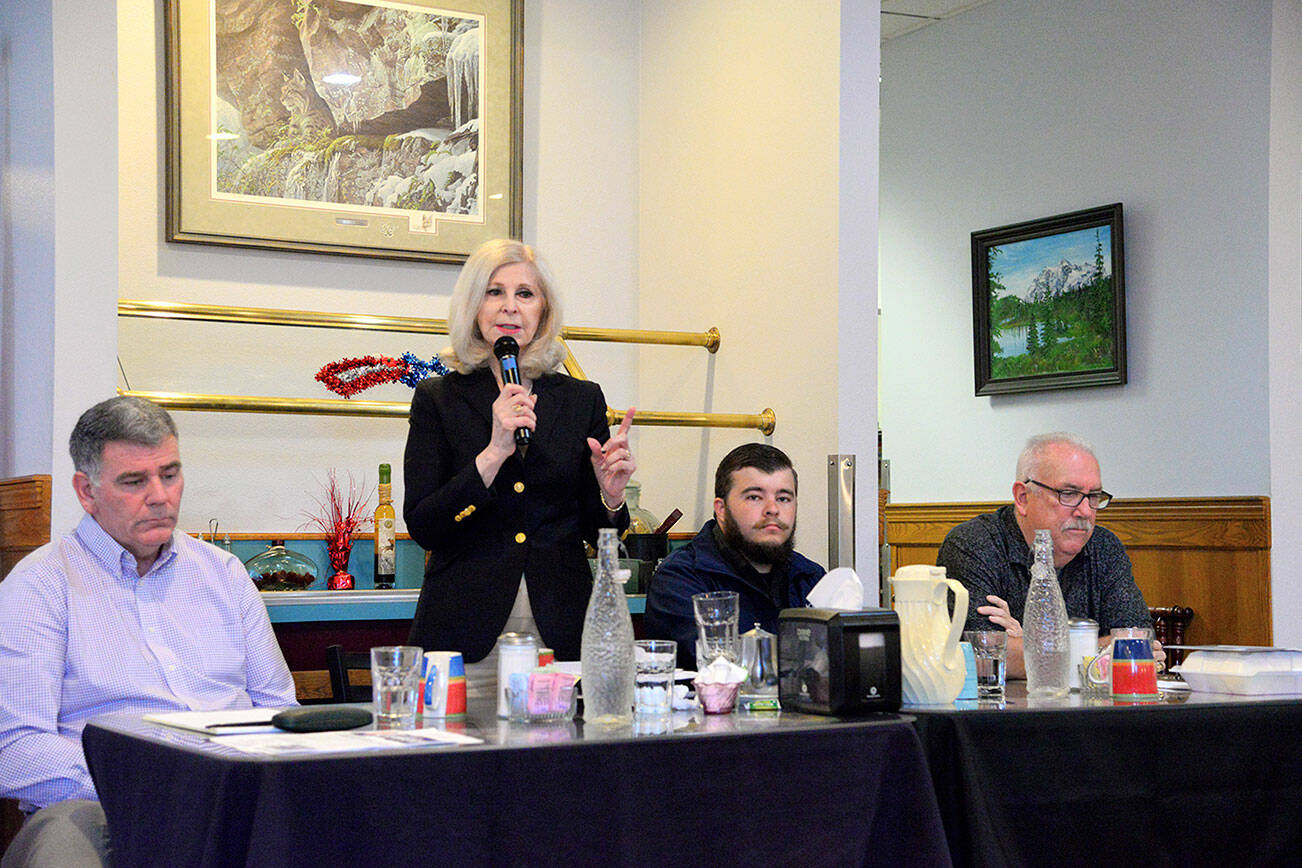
[0,397,297,868]
[937,432,1159,679]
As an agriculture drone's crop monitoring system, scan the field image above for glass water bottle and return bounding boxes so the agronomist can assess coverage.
[580,528,635,724]
[1023,529,1071,698]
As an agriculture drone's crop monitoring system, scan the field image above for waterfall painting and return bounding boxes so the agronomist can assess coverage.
[970,204,1127,396]
[166,0,522,262]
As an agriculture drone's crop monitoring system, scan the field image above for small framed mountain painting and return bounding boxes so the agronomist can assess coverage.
[971,203,1126,396]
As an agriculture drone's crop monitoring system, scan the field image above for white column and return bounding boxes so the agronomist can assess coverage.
[838,2,881,598]
[0,0,56,481]
[1268,0,1302,645]
[50,0,119,529]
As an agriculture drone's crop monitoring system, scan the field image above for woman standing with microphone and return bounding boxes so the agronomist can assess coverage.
[404,238,636,673]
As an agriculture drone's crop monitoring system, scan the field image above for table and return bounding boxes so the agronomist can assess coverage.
[83,700,950,868]
[907,683,1302,867]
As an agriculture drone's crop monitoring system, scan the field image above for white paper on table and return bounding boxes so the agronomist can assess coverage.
[671,684,698,710]
[806,567,864,609]
[218,728,482,756]
[143,708,288,735]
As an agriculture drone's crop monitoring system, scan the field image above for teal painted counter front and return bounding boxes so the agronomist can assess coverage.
[262,589,647,623]
[245,537,650,622]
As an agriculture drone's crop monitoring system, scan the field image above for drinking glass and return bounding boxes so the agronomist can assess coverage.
[1111,625,1162,670]
[1107,627,1160,700]
[692,590,740,665]
[634,639,677,715]
[371,645,422,729]
[962,630,1007,699]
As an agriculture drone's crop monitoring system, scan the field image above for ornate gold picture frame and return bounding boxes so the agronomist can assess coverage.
[165,0,522,263]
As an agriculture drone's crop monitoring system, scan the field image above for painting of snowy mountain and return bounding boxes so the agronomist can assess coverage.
[971,204,1126,395]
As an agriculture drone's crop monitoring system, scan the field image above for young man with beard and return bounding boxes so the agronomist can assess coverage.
[644,444,825,669]
[936,432,1156,679]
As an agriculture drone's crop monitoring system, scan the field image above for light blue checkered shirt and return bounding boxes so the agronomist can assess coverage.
[0,514,297,811]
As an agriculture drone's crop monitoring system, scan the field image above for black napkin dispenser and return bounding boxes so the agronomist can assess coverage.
[778,608,901,714]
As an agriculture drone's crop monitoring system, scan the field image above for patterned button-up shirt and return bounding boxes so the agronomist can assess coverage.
[0,515,296,811]
[937,505,1153,634]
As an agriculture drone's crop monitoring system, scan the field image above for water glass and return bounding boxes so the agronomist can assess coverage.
[692,590,740,664]
[634,639,677,715]
[371,645,422,729]
[962,630,1007,699]
[1080,655,1112,700]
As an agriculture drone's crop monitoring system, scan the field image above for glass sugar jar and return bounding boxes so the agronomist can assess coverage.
[244,541,320,591]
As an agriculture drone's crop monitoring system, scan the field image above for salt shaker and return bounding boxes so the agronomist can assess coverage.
[497,631,539,718]
[1068,618,1100,690]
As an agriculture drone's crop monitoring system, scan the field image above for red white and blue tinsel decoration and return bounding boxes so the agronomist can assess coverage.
[316,352,450,398]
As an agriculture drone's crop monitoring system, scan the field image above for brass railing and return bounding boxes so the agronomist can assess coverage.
[117,300,773,433]
[117,300,720,351]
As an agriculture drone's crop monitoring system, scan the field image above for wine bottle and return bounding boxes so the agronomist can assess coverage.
[373,464,396,589]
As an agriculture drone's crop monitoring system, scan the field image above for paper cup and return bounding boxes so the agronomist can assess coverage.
[422,651,467,717]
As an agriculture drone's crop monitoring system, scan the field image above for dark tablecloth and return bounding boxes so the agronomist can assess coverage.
[911,697,1302,867]
[83,711,950,868]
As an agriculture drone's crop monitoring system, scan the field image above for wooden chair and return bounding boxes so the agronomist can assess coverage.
[325,645,373,702]
[2,475,52,855]
[1150,606,1196,668]
[1,799,23,860]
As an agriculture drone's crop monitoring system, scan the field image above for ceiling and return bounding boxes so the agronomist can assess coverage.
[881,0,995,41]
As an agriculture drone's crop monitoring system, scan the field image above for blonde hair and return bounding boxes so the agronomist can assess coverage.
[442,239,566,378]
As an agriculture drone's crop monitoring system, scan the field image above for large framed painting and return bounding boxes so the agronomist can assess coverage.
[971,203,1127,396]
[165,0,522,263]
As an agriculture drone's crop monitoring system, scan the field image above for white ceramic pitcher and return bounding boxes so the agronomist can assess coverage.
[891,564,970,705]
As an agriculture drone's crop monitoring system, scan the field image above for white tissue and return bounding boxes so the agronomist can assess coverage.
[695,656,746,684]
[806,567,865,609]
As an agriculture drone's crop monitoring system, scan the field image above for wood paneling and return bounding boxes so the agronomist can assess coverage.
[291,669,372,704]
[885,497,1271,647]
[273,619,411,670]
[0,475,52,581]
[0,476,52,853]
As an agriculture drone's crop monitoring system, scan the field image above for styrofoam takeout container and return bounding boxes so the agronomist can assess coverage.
[1173,648,1302,695]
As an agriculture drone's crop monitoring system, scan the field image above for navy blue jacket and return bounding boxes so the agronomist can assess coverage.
[643,519,825,668]
[404,368,627,663]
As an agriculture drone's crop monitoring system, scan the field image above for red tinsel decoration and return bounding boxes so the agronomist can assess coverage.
[315,355,406,398]
[302,471,373,591]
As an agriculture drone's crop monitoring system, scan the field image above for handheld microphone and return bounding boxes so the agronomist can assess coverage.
[492,336,531,447]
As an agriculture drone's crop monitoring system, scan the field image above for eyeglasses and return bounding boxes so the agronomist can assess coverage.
[1024,479,1112,510]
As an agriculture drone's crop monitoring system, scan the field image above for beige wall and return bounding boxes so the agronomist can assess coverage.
[635,1,843,563]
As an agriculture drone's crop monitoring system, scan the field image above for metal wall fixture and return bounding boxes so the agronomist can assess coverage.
[826,454,856,570]
[118,299,774,434]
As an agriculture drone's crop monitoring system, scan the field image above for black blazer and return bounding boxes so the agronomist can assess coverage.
[403,367,628,662]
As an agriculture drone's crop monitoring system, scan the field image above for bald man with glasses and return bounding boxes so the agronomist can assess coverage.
[936,432,1156,679]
